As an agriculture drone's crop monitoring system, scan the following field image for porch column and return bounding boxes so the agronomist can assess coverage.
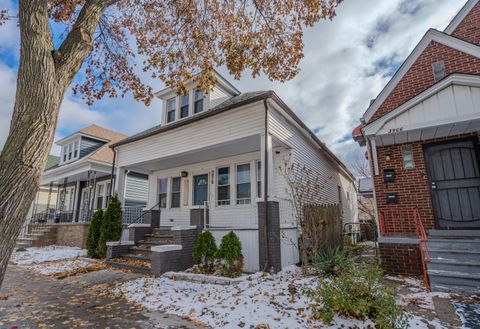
[115,167,127,206]
[72,180,81,222]
[260,133,275,198]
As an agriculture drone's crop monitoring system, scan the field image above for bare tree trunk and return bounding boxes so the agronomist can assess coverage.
[0,0,108,287]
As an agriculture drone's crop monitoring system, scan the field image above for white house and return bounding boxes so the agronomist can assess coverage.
[112,72,358,272]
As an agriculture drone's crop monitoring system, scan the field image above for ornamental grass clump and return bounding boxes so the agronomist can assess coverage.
[308,262,408,329]
[312,246,352,276]
[192,231,218,274]
[216,231,243,277]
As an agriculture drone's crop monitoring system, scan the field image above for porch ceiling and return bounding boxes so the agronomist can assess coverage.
[124,134,286,172]
[41,160,111,185]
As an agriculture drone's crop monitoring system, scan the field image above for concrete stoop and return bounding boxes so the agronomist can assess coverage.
[15,225,57,249]
[426,230,480,295]
[107,226,197,275]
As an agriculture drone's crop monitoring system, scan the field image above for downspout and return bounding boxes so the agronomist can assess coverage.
[263,98,270,271]
[110,147,117,198]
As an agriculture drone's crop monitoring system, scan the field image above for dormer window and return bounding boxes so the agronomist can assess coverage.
[180,94,189,119]
[73,141,79,158]
[68,143,73,160]
[167,97,176,123]
[63,146,67,162]
[194,91,203,114]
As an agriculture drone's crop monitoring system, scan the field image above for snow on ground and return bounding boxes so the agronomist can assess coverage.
[117,266,452,329]
[29,258,97,275]
[10,246,86,265]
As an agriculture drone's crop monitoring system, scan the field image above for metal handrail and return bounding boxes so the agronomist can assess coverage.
[127,201,162,226]
[414,208,431,291]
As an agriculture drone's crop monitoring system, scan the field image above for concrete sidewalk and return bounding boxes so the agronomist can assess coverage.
[0,265,201,328]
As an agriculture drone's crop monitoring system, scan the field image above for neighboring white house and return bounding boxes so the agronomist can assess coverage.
[31,125,149,223]
[112,71,358,272]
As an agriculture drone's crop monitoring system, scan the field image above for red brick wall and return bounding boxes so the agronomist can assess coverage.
[373,133,479,236]
[451,2,480,46]
[379,242,422,276]
[370,42,480,122]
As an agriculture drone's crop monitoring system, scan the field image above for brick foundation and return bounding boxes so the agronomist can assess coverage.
[379,240,422,276]
[258,201,281,273]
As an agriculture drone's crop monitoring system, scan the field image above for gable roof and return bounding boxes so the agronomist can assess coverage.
[444,0,479,34]
[363,29,480,123]
[113,91,272,147]
[112,91,355,182]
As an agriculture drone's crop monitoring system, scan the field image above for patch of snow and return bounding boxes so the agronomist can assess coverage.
[30,258,97,275]
[117,266,381,328]
[10,246,86,265]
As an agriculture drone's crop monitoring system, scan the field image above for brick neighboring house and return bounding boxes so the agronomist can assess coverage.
[353,0,480,293]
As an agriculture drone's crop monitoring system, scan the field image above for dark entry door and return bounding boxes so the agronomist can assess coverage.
[193,174,209,206]
[424,139,480,229]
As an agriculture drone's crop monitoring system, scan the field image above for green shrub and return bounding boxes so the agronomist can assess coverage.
[216,231,243,277]
[312,246,351,276]
[308,262,408,329]
[192,231,218,274]
[98,195,123,258]
[86,209,103,258]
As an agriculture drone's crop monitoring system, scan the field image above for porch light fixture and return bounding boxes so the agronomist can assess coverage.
[181,171,188,177]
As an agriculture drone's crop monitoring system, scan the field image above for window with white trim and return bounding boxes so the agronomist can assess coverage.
[402,145,414,169]
[171,177,181,208]
[68,143,73,160]
[217,167,230,206]
[194,90,203,113]
[166,97,176,123]
[236,164,251,204]
[180,94,189,118]
[60,139,81,164]
[256,161,262,198]
[158,178,168,208]
[96,184,105,210]
[73,141,79,158]
[62,146,67,162]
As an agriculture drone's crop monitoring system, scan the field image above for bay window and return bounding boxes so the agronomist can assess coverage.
[236,164,251,204]
[217,167,230,205]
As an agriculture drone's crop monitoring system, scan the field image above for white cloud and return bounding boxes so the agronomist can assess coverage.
[0,0,468,170]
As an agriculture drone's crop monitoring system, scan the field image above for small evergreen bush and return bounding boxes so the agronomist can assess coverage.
[86,209,103,258]
[192,231,218,274]
[216,231,243,277]
[98,195,123,258]
[308,262,408,329]
[312,246,351,276]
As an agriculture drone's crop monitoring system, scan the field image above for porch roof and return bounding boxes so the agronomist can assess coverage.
[41,158,112,185]
[363,74,480,146]
[122,134,288,173]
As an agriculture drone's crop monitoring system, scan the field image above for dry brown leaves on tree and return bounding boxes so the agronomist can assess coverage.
[4,0,343,105]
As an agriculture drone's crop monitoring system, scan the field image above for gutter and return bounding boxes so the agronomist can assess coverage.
[110,148,117,197]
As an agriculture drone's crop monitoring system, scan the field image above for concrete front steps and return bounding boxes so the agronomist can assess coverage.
[107,228,174,274]
[426,230,480,295]
[15,225,57,248]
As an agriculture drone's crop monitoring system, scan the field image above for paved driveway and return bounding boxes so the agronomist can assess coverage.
[0,265,200,329]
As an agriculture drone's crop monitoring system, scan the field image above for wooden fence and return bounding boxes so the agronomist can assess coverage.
[302,203,342,252]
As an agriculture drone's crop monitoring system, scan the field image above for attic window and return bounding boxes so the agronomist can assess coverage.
[432,61,446,82]
[194,91,203,113]
[166,97,176,123]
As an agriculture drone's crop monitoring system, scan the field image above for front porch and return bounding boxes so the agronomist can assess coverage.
[115,134,299,272]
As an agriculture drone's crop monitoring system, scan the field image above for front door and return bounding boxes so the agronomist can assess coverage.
[193,174,209,206]
[424,138,480,229]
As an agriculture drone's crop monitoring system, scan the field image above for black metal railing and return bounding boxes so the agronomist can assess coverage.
[123,201,162,227]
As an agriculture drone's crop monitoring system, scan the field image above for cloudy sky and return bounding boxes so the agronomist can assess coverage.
[0,0,467,170]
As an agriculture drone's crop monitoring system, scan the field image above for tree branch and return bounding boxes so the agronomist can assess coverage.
[54,0,112,86]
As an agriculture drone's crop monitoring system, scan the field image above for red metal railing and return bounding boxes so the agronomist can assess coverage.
[378,208,431,290]
[414,208,430,291]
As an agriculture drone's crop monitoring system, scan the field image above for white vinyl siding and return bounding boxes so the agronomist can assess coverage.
[117,103,265,168]
[209,85,232,109]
